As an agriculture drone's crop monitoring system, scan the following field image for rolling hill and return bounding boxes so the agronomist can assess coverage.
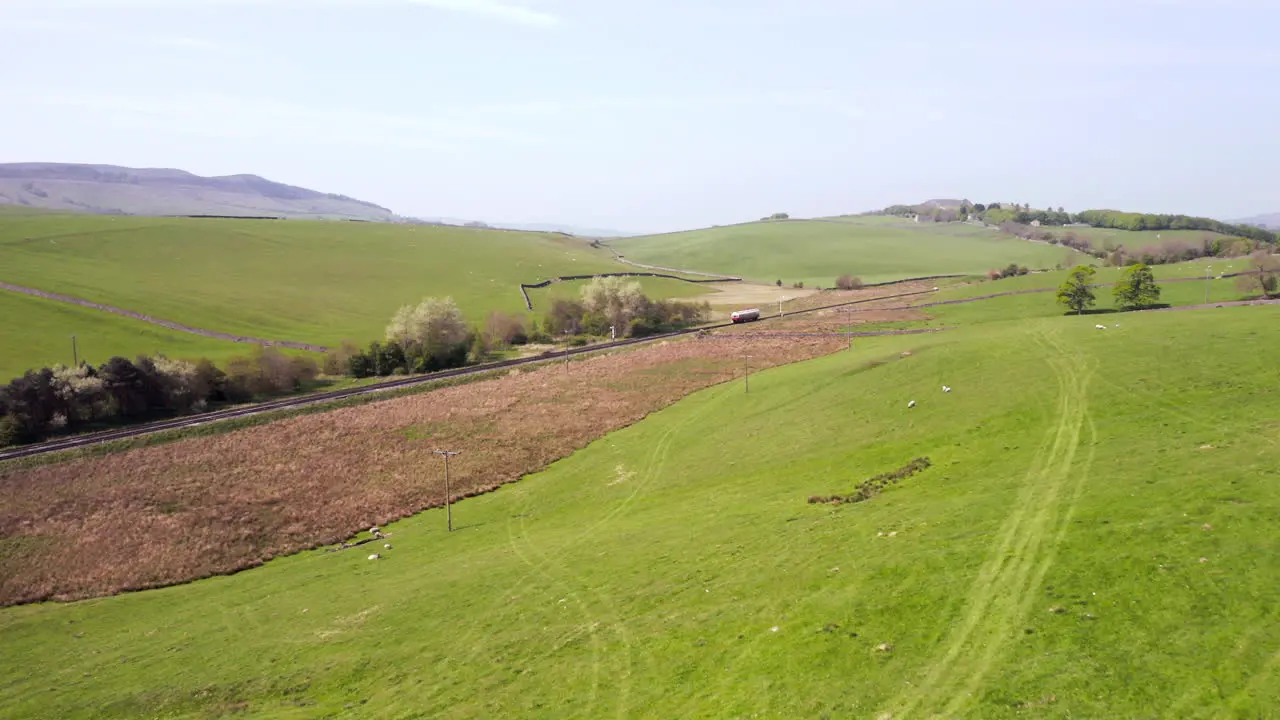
[610,216,1092,287]
[0,163,393,220]
[0,214,661,373]
[2,288,1277,717]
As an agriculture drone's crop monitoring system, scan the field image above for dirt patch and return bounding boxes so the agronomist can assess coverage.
[701,282,819,314]
[0,327,844,606]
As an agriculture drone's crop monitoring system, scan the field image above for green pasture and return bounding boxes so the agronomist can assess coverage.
[938,258,1252,300]
[1050,226,1228,250]
[0,290,271,382]
[610,218,1092,287]
[3,293,1278,716]
[523,276,714,313]
[0,215,631,353]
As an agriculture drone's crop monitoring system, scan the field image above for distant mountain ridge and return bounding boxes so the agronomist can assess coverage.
[0,163,394,220]
[1235,212,1280,229]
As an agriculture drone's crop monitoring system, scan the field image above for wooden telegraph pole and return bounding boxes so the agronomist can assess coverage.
[433,449,462,532]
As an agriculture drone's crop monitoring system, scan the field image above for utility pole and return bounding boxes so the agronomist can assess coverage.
[1205,265,1213,304]
[743,353,752,394]
[71,334,78,367]
[838,308,855,350]
[433,450,461,532]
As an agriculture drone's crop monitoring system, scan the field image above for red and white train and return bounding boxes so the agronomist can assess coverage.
[730,308,761,324]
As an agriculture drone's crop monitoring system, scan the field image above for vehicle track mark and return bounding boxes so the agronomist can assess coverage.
[885,323,1096,718]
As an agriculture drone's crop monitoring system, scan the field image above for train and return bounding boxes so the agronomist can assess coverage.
[731,308,762,323]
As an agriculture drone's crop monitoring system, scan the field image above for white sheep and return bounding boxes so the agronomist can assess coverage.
[908,400,917,408]
[1095,324,1107,330]
[942,386,951,393]
[368,554,380,561]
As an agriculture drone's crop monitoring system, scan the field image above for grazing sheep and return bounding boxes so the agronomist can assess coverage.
[370,526,385,540]
[1095,324,1107,330]
[368,554,380,561]
[908,400,917,408]
[942,385,951,393]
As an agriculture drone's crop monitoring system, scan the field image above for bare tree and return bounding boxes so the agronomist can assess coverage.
[1237,251,1280,298]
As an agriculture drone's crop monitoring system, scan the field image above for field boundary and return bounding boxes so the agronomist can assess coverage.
[0,281,329,352]
[518,271,739,310]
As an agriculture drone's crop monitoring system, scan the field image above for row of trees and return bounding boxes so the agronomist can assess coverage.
[1056,253,1279,315]
[4,280,716,442]
[1077,210,1277,245]
[543,276,710,339]
[1056,264,1163,314]
[0,350,318,446]
[337,279,712,379]
[986,264,1031,280]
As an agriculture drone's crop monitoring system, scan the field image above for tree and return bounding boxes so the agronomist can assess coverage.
[1237,251,1280,298]
[483,312,528,348]
[1057,265,1097,315]
[1113,263,1162,310]
[581,276,646,330]
[386,297,470,367]
[775,279,782,287]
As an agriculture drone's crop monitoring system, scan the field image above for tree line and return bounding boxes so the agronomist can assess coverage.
[1,277,711,447]
[1,350,318,446]
[876,201,1279,257]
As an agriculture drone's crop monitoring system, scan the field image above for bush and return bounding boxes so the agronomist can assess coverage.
[322,341,362,375]
[835,274,864,290]
[484,312,529,348]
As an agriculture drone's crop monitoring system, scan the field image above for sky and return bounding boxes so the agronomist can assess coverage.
[1,0,1278,234]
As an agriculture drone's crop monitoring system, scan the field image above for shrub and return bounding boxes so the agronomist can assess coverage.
[484,312,529,348]
[835,274,864,290]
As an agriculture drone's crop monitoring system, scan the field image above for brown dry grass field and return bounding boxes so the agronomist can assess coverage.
[0,285,929,607]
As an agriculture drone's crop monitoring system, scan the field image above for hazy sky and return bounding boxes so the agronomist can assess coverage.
[2,0,1277,233]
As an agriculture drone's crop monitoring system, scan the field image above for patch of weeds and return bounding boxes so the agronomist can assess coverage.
[808,457,932,505]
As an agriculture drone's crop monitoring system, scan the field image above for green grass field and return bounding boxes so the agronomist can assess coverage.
[0,215,633,352]
[611,218,1093,287]
[0,290,266,382]
[1048,226,1226,251]
[939,258,1251,300]
[524,276,714,312]
[3,287,1277,716]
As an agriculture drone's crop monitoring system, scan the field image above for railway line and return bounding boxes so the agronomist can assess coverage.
[0,287,940,462]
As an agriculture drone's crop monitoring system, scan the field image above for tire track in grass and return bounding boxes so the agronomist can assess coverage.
[885,322,1096,718]
[498,392,721,718]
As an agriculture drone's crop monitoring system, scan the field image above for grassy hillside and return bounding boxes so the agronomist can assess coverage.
[611,217,1091,287]
[939,258,1251,300]
[525,275,714,311]
[0,291,267,382]
[2,292,1276,716]
[0,215,635,352]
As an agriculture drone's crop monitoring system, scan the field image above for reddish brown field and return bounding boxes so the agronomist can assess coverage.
[0,287,933,607]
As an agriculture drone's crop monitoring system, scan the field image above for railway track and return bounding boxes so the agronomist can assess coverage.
[0,287,940,462]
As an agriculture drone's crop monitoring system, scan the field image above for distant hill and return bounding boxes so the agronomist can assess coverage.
[413,216,633,238]
[0,163,394,220]
[1235,212,1280,230]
